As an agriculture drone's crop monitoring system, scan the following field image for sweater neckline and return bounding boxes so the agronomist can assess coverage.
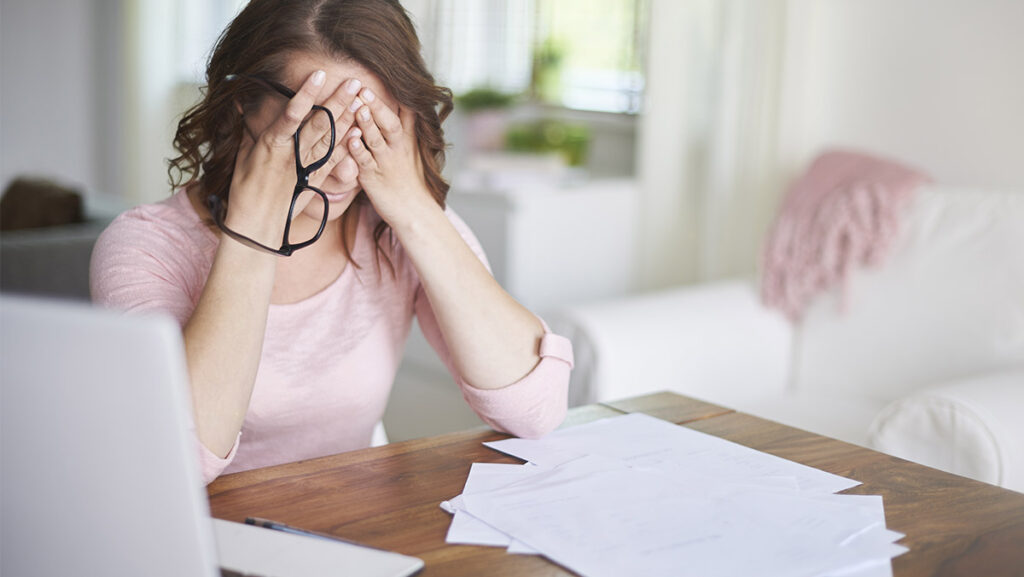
[171,189,365,311]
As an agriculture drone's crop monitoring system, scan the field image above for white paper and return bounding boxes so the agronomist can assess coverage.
[463,459,901,577]
[485,413,860,494]
[446,414,903,577]
[463,456,719,577]
[443,462,544,553]
[445,510,511,547]
[506,539,539,555]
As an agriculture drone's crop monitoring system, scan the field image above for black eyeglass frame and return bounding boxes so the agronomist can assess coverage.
[209,73,336,256]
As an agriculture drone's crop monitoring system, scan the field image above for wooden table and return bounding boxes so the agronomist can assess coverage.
[208,392,1024,576]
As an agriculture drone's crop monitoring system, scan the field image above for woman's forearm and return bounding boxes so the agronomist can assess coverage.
[391,200,545,390]
[183,240,277,457]
[343,83,544,389]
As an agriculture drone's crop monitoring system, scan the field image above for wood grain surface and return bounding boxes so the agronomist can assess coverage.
[207,392,1024,577]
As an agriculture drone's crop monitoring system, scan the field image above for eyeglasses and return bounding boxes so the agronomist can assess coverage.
[209,74,336,256]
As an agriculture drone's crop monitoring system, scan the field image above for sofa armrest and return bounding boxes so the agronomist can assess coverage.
[0,220,111,301]
[868,368,1024,493]
[549,280,794,407]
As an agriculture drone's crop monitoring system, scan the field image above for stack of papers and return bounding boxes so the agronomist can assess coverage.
[441,414,907,577]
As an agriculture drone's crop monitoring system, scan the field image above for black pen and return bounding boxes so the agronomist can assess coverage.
[244,517,376,549]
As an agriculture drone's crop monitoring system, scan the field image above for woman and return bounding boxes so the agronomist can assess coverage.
[90,0,572,484]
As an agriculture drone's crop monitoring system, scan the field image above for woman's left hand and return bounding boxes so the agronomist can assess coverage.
[347,88,435,226]
[349,91,547,393]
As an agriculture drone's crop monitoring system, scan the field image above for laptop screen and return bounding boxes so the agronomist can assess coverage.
[1,296,220,577]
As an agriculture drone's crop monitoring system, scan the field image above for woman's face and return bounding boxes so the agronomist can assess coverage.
[246,52,401,226]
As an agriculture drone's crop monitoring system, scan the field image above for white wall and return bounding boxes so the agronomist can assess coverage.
[779,0,1024,189]
[2,1,231,207]
[639,0,1024,288]
[1,0,100,196]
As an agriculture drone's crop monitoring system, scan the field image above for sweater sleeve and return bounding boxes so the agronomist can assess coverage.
[90,209,203,325]
[90,207,239,483]
[413,208,573,439]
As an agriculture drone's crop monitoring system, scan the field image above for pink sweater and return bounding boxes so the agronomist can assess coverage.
[90,190,572,483]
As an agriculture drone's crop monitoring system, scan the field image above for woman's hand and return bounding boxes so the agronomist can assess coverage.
[345,88,547,392]
[347,88,437,227]
[224,71,363,247]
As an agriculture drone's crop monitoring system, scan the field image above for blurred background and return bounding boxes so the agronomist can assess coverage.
[4,0,1022,288]
[2,1,1023,443]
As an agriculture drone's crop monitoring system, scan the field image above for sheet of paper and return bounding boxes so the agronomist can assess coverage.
[463,455,724,577]
[462,456,901,577]
[445,510,511,547]
[727,492,888,547]
[485,413,860,494]
[448,414,903,577]
[818,557,894,577]
[443,462,544,553]
[506,539,539,555]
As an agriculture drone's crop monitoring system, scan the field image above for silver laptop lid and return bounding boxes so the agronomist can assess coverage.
[1,296,219,577]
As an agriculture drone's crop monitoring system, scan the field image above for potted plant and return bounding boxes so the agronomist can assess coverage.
[456,87,519,152]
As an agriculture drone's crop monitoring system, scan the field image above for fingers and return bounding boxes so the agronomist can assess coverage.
[309,125,361,187]
[337,125,362,164]
[348,129,377,171]
[349,90,419,177]
[297,78,364,166]
[308,122,359,171]
[301,79,363,158]
[356,88,403,145]
[264,70,326,146]
[312,79,362,135]
[355,102,386,152]
[296,110,337,166]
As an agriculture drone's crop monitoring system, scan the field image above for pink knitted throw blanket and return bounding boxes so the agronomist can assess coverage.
[761,149,931,322]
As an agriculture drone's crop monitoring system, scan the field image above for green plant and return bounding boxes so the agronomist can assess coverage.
[504,120,590,167]
[455,88,518,113]
[530,37,566,103]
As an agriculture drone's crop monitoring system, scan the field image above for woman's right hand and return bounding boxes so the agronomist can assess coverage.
[223,70,363,248]
[188,71,366,459]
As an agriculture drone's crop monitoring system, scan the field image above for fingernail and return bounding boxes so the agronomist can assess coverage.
[359,107,370,121]
[349,128,362,138]
[346,79,362,95]
[312,70,326,86]
[349,98,363,113]
[361,89,375,103]
[350,138,362,149]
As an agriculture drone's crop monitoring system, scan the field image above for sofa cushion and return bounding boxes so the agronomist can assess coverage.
[552,281,792,407]
[735,390,885,449]
[792,185,1024,402]
[867,369,1024,493]
[0,221,111,301]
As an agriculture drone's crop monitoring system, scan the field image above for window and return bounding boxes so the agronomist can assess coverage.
[533,0,647,113]
[431,0,647,114]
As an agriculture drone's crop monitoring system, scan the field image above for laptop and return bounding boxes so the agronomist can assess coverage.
[0,295,423,577]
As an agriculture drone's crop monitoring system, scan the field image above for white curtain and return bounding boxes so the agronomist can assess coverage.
[635,0,789,290]
[698,0,789,281]
[426,0,534,95]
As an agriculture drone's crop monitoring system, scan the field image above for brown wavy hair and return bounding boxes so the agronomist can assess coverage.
[169,0,453,271]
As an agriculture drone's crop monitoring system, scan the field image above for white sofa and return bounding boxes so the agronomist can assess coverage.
[0,195,125,301]
[550,184,1024,493]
